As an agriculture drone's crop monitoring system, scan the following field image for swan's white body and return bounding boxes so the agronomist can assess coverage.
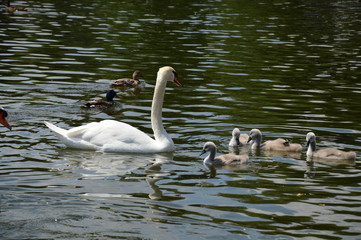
[45,66,181,153]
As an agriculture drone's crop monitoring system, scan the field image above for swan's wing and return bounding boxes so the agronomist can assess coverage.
[82,120,156,149]
[45,121,99,150]
[45,120,157,152]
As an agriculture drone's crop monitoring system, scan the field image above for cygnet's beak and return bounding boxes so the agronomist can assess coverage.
[305,139,310,148]
[247,136,252,143]
[200,149,207,156]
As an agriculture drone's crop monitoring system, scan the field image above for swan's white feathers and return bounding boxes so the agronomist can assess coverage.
[45,120,163,152]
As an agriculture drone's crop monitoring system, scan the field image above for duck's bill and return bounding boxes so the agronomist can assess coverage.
[0,118,11,130]
[173,77,182,87]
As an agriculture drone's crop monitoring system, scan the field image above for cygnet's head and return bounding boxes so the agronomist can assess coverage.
[157,66,182,86]
[231,128,241,145]
[306,132,317,153]
[248,128,262,143]
[200,141,217,156]
[232,128,241,138]
[306,132,316,146]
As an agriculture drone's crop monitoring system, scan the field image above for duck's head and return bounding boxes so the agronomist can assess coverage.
[157,66,182,87]
[105,90,117,102]
[0,108,11,130]
[200,141,217,156]
[132,70,143,80]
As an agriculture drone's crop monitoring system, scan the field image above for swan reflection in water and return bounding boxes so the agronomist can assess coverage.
[144,156,172,200]
[57,150,173,199]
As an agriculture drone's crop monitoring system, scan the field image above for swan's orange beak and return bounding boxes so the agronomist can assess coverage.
[172,70,182,87]
[0,117,11,130]
[173,76,182,87]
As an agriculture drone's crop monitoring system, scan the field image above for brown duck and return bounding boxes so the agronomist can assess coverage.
[110,70,143,88]
[4,0,27,12]
[82,90,117,109]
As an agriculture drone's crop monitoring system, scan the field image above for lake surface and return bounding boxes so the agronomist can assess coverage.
[1,0,361,239]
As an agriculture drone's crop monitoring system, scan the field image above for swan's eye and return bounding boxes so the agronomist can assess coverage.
[172,70,178,78]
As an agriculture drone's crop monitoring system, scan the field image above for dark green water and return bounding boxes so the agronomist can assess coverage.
[1,0,360,239]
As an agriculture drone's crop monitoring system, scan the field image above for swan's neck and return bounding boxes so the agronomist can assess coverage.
[151,78,174,147]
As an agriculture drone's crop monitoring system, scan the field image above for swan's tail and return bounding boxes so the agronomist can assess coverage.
[44,121,67,136]
[44,121,97,150]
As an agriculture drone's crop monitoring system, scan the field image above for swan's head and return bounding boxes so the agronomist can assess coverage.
[158,66,182,87]
[132,70,143,80]
[0,108,11,130]
[248,128,261,143]
[105,90,117,102]
[200,141,217,156]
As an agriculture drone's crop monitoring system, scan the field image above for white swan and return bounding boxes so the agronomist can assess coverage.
[306,132,356,160]
[45,66,181,153]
